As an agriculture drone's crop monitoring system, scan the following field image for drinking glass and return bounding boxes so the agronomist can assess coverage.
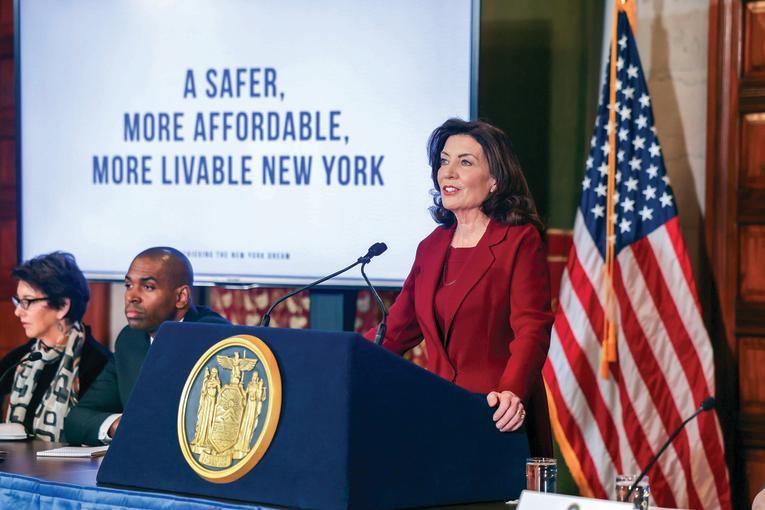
[526,457,557,493]
[614,474,650,510]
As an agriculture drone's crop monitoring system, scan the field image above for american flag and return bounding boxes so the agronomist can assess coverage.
[542,12,731,509]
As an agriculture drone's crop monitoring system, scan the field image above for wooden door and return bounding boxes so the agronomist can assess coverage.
[707,0,765,504]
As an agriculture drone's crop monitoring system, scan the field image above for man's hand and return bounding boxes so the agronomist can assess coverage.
[487,390,525,432]
[108,416,122,438]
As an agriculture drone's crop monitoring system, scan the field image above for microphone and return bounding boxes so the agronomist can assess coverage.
[358,242,387,264]
[358,243,388,344]
[0,351,43,390]
[25,352,42,362]
[626,397,716,499]
[260,243,388,327]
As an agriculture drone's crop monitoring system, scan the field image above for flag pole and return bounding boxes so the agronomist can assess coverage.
[601,0,637,379]
[600,0,621,379]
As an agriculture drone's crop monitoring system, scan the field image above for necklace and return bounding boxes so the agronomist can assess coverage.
[442,258,457,287]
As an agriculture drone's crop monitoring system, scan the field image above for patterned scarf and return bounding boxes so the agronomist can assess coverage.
[6,322,85,442]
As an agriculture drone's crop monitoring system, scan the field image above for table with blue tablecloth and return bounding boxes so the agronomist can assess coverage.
[0,440,511,510]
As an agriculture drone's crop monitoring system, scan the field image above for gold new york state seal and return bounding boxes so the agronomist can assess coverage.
[177,335,282,483]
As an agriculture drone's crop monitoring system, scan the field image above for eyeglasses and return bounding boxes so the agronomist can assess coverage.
[11,296,50,310]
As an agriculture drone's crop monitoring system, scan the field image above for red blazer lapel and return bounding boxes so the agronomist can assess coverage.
[442,221,510,346]
[414,225,453,348]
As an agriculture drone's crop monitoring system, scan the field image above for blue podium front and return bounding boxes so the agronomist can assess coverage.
[97,323,529,510]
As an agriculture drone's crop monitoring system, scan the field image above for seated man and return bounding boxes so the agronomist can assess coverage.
[64,247,228,445]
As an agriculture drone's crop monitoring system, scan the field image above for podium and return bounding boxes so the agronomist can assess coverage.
[97,323,530,509]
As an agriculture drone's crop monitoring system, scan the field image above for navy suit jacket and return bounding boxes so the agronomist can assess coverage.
[64,304,228,445]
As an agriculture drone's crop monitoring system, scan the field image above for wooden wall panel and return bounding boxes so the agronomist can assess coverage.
[82,282,110,344]
[739,337,765,415]
[0,139,14,221]
[0,61,12,137]
[0,60,11,104]
[744,2,765,76]
[738,4,765,500]
[740,226,765,302]
[0,0,17,355]
[0,57,12,139]
[0,220,23,356]
[744,449,765,505]
[0,220,14,283]
[0,0,10,31]
[707,0,763,505]
[0,139,13,181]
[742,114,765,188]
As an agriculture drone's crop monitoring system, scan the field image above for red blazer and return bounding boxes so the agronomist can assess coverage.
[369,220,554,456]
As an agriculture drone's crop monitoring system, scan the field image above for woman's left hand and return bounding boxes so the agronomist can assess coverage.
[487,390,526,432]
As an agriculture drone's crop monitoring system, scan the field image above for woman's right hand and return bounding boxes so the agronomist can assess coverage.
[487,390,526,432]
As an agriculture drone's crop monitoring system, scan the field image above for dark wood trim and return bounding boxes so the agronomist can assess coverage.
[0,108,13,138]
[740,77,765,110]
[735,302,765,334]
[706,0,741,353]
[0,34,11,57]
[740,416,765,449]
[738,190,765,222]
[0,187,14,218]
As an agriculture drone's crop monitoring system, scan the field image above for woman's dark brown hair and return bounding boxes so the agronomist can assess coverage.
[427,118,545,235]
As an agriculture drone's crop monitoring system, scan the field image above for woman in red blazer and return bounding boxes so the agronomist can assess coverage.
[368,118,554,456]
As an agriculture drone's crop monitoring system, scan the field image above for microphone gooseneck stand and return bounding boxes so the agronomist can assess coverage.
[0,351,44,389]
[260,242,388,328]
[360,260,388,344]
[625,397,716,500]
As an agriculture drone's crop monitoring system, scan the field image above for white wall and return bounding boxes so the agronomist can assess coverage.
[636,0,709,280]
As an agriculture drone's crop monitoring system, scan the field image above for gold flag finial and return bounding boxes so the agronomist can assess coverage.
[619,0,637,34]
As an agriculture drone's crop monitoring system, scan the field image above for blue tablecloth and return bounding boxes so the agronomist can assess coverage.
[0,472,269,509]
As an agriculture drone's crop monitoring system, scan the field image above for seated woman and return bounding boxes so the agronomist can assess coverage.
[1,252,111,442]
[367,118,554,456]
